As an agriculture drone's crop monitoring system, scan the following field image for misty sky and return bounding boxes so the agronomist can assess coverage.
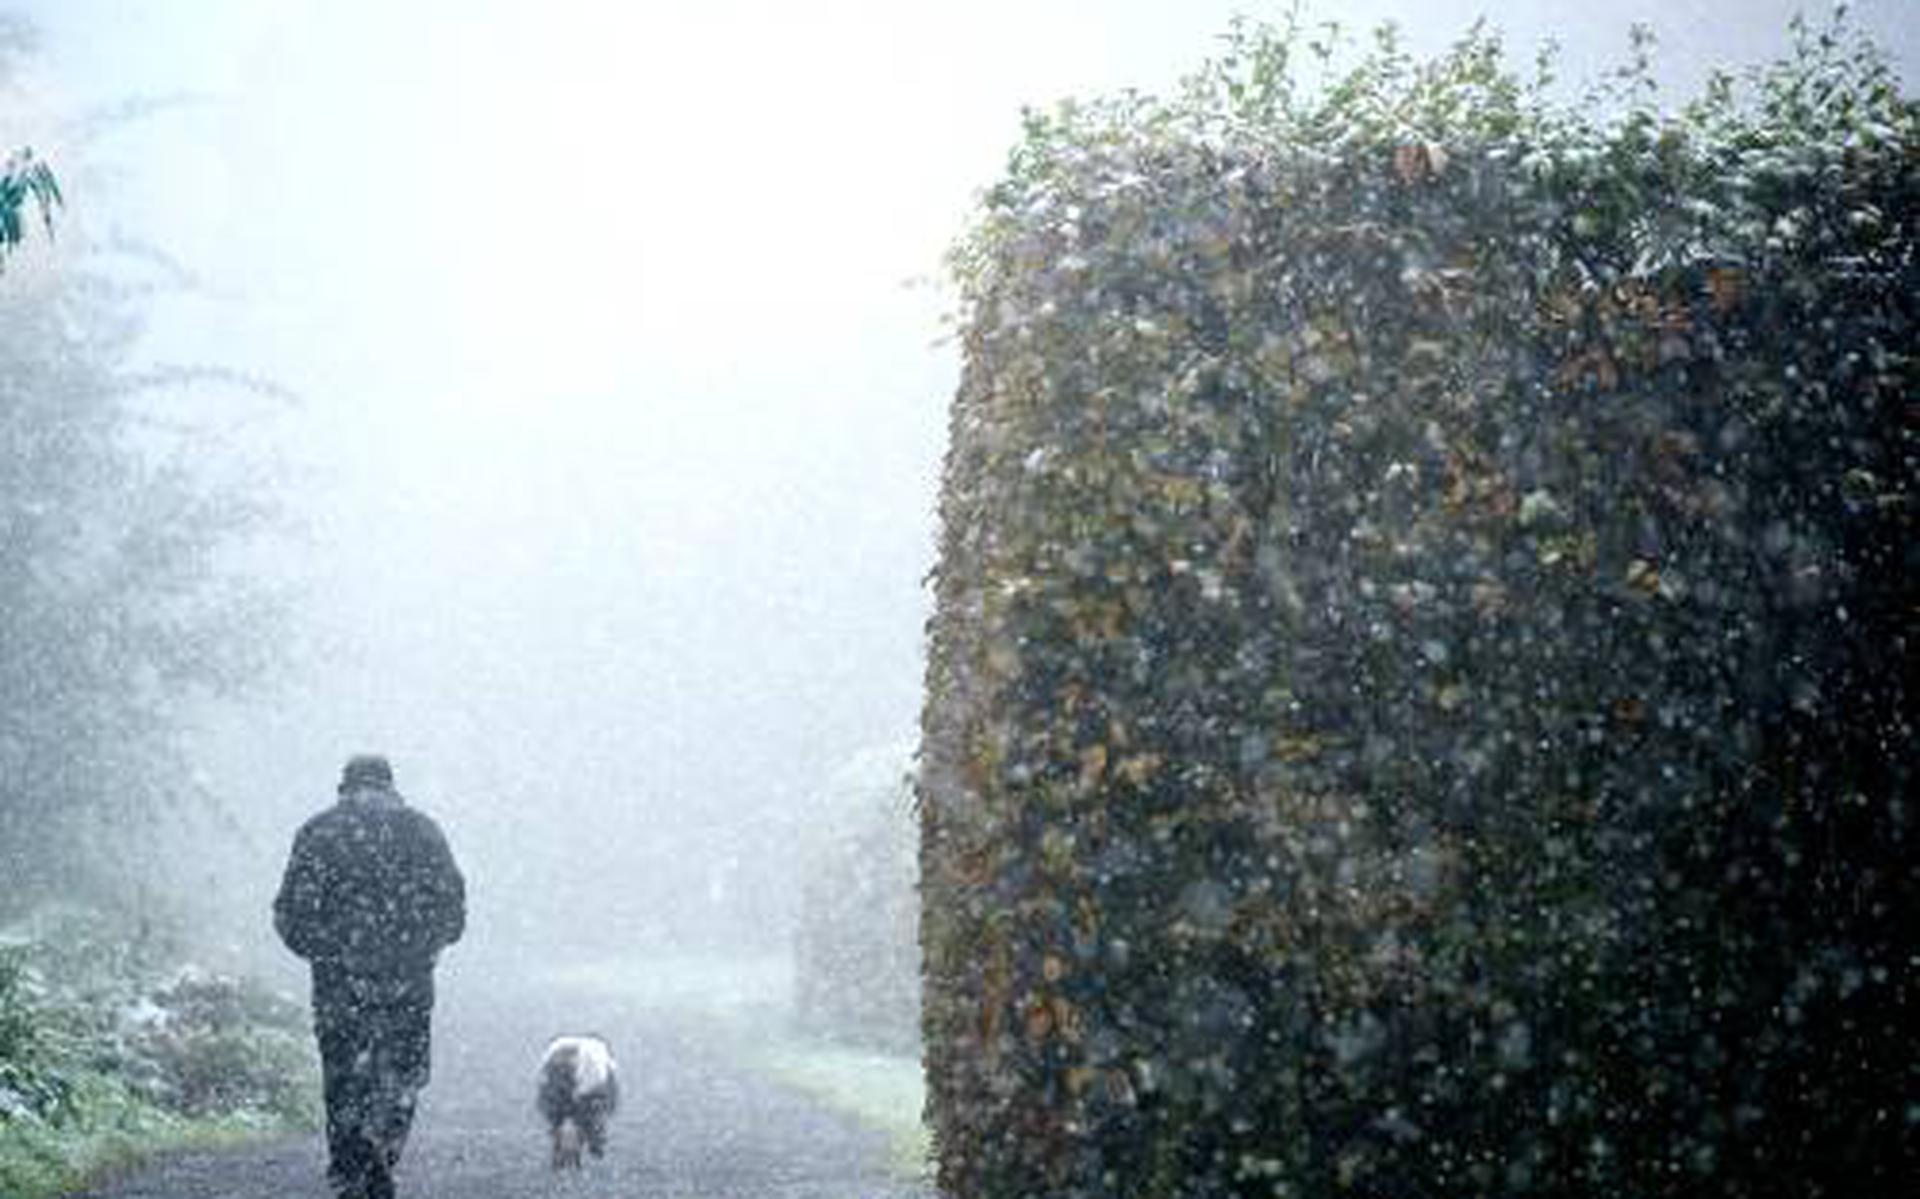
[5,0,1914,965]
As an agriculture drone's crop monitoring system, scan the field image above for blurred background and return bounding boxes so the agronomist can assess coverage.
[2,0,1911,987]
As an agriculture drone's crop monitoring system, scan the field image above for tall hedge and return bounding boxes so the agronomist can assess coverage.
[918,15,1914,1198]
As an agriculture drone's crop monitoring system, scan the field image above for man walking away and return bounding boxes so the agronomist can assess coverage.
[274,754,466,1199]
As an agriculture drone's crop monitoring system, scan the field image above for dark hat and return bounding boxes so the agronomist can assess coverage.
[339,754,394,791]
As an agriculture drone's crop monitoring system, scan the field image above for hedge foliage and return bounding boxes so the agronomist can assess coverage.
[918,11,1914,1197]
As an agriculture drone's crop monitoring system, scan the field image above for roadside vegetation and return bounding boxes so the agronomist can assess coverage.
[792,744,919,1056]
[0,908,318,1199]
[4,20,297,1192]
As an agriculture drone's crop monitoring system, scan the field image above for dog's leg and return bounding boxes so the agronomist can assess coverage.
[584,1108,607,1158]
[553,1117,586,1169]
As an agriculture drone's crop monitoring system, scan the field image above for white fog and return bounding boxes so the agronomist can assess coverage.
[2,2,1912,1197]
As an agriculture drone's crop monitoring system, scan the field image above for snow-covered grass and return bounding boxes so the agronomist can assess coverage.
[750,1038,930,1178]
[0,908,318,1199]
[0,1073,276,1199]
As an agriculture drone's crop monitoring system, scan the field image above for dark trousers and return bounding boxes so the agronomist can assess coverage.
[312,966,435,1198]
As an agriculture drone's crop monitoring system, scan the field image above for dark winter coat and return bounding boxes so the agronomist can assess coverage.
[273,787,466,979]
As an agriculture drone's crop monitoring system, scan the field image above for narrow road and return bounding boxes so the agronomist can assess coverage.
[74,970,934,1199]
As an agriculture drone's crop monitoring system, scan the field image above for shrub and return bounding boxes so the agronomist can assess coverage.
[793,746,921,1054]
[919,10,1913,1198]
[0,947,73,1123]
[115,971,318,1127]
[2,908,318,1131]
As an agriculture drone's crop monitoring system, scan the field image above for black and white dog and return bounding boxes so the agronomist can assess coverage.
[536,1034,619,1170]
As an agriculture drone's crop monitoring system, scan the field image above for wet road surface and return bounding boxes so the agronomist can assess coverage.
[73,972,933,1199]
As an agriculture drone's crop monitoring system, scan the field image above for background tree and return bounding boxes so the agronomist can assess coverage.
[0,146,58,266]
[1,17,57,267]
[792,744,919,1053]
[0,23,277,919]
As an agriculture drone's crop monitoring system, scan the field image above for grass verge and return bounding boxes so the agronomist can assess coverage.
[749,1038,930,1179]
[0,1070,296,1199]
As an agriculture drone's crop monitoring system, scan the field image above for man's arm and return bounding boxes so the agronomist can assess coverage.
[424,818,466,952]
[272,825,332,960]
